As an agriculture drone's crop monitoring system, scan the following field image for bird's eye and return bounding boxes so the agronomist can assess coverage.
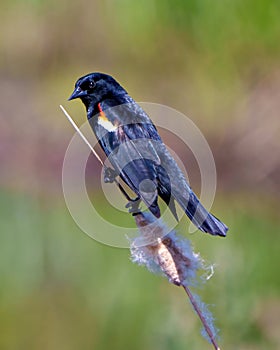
[88,80,96,90]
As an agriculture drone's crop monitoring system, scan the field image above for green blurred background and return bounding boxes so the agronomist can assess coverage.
[1,1,280,349]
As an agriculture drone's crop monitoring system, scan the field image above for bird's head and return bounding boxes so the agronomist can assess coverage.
[68,72,127,111]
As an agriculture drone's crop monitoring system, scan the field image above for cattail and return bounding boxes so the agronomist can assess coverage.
[131,211,220,350]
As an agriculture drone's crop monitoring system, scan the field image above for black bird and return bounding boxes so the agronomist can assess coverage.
[68,72,228,237]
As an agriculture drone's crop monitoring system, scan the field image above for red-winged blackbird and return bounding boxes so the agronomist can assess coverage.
[69,72,228,237]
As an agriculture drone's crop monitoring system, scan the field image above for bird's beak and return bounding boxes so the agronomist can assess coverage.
[68,87,86,101]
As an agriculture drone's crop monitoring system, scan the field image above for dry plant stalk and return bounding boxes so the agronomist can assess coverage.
[60,105,221,350]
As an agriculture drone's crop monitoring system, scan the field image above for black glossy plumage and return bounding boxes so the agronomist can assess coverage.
[69,72,228,237]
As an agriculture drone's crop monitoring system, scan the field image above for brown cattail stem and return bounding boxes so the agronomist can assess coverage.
[182,284,220,350]
[62,105,221,350]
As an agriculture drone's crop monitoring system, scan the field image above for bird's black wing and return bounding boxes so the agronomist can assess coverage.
[90,100,165,217]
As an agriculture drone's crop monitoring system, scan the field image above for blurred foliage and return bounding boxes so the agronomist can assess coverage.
[0,0,280,349]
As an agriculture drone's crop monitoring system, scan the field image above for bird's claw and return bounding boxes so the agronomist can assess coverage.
[125,196,141,215]
[104,167,118,183]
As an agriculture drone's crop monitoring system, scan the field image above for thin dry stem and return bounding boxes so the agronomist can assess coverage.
[60,105,104,166]
[182,284,220,350]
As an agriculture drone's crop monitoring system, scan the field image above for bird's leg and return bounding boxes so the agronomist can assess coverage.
[125,196,141,216]
[103,166,141,214]
[103,167,118,183]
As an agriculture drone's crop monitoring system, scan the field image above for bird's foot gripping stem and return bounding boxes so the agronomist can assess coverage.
[103,167,118,183]
[125,196,141,216]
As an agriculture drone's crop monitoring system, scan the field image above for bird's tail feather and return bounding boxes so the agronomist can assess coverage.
[177,191,228,237]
